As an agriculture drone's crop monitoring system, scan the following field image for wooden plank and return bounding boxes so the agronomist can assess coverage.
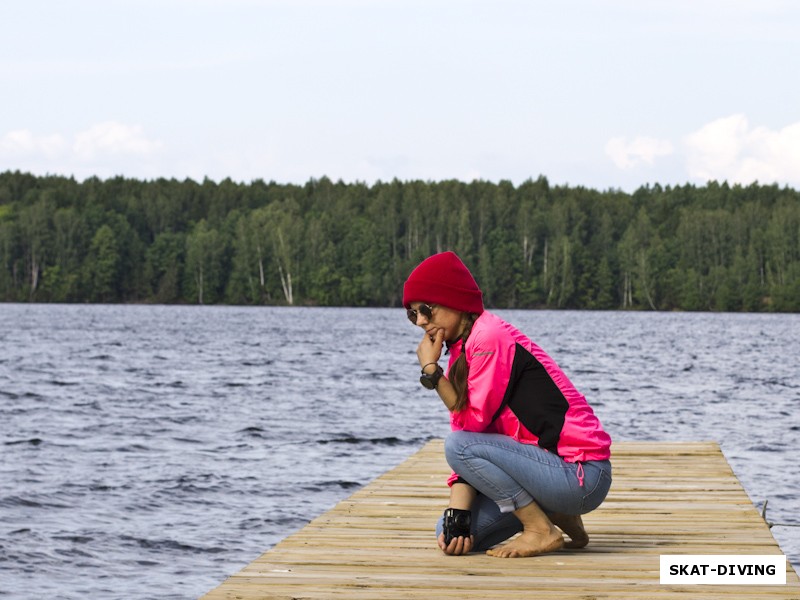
[202,440,800,600]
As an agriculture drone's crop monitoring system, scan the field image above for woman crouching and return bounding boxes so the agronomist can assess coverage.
[403,251,612,558]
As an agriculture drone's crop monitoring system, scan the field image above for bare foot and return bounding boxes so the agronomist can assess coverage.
[486,501,564,558]
[486,530,564,558]
[549,513,589,549]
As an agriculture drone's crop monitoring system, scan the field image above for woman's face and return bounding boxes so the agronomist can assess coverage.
[408,302,465,341]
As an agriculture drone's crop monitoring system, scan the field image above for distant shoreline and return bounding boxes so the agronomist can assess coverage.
[3,300,798,315]
[1,172,798,311]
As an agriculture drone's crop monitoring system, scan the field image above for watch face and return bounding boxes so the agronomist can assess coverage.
[420,366,442,389]
[420,374,437,389]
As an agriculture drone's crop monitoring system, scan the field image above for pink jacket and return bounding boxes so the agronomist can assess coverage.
[446,311,612,486]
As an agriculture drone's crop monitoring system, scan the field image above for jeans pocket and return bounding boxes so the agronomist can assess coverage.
[580,467,612,513]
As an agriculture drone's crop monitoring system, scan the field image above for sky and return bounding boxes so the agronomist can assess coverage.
[1,0,799,192]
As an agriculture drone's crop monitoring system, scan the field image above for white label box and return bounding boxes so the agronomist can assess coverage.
[660,555,786,585]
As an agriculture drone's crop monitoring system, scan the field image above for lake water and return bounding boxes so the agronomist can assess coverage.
[1,305,798,599]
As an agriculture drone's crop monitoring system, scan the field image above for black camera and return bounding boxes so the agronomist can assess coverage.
[443,508,472,544]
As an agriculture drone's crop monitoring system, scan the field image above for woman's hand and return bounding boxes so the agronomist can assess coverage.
[437,532,474,555]
[417,328,444,369]
[438,484,477,555]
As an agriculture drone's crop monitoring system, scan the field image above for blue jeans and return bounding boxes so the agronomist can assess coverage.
[435,431,612,551]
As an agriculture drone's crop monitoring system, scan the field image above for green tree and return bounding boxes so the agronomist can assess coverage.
[764,199,800,310]
[185,220,225,304]
[0,218,17,301]
[259,200,303,305]
[18,197,51,299]
[619,208,662,310]
[85,225,120,302]
[144,232,185,303]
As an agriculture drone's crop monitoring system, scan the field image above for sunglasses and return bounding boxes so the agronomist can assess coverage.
[406,303,436,324]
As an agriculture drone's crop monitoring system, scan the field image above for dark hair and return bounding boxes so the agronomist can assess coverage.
[449,313,478,413]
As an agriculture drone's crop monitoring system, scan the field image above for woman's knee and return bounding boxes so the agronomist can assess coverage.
[444,430,474,467]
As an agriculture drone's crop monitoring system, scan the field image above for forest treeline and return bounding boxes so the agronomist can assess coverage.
[0,170,798,311]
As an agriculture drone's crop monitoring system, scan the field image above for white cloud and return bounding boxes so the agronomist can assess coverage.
[0,130,66,159]
[685,114,800,186]
[73,122,163,160]
[605,136,674,169]
[0,122,164,179]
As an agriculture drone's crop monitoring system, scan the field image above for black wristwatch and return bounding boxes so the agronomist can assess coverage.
[420,364,444,390]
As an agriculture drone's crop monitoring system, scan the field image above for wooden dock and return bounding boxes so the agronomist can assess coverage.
[202,440,800,599]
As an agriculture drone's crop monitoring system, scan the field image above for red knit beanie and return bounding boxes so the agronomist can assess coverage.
[403,251,484,314]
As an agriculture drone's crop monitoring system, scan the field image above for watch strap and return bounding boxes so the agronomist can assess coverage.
[419,364,444,389]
